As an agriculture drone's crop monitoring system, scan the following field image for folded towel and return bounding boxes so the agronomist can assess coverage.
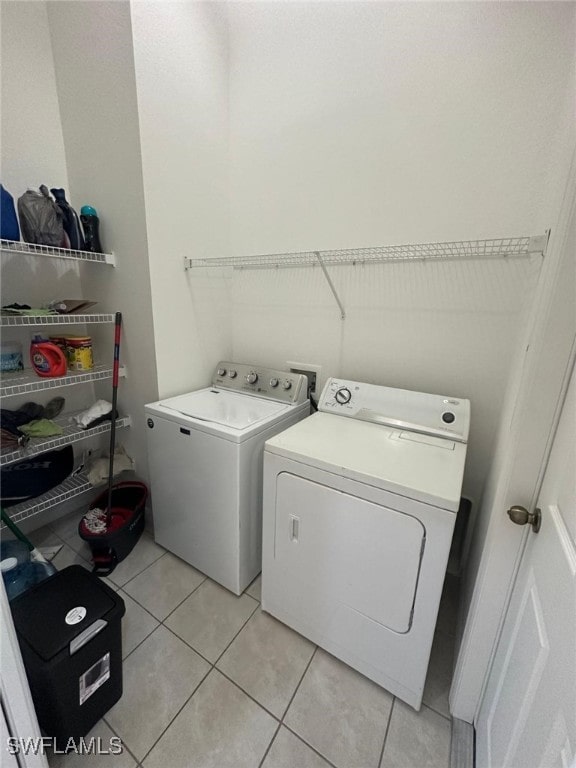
[19,419,64,438]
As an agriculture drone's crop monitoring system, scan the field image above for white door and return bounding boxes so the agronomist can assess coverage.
[451,150,576,722]
[476,361,576,767]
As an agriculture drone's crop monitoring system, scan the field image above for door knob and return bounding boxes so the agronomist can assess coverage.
[507,505,541,533]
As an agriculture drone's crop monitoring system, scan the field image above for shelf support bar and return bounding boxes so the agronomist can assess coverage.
[315,251,346,320]
[527,230,550,258]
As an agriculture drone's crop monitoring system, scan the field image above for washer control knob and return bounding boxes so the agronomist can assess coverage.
[228,370,237,379]
[442,412,455,424]
[335,387,352,404]
[217,368,226,377]
[282,380,292,390]
[246,372,258,384]
[269,378,279,388]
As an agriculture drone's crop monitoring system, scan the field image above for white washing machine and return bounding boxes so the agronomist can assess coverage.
[262,377,470,709]
[145,362,309,595]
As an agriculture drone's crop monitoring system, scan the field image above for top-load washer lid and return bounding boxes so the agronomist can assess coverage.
[158,388,294,430]
[145,363,309,444]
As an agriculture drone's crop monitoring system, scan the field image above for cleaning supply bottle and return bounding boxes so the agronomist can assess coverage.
[51,188,85,250]
[30,336,67,377]
[80,205,103,253]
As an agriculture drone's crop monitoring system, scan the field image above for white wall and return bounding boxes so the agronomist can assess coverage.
[130,0,232,397]
[0,2,68,197]
[47,0,158,484]
[224,1,575,506]
[4,1,572,536]
[0,1,90,421]
[0,0,83,348]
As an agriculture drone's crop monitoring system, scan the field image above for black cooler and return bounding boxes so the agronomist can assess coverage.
[10,565,125,743]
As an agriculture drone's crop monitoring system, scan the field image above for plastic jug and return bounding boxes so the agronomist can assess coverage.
[1,558,56,601]
[30,336,67,377]
[0,539,30,567]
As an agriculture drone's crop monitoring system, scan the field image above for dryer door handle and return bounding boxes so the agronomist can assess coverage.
[290,515,300,542]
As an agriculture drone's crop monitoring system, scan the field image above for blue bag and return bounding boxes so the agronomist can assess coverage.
[1,184,20,241]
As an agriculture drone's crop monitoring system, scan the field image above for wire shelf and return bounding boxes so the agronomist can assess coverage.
[0,364,125,398]
[0,313,116,327]
[1,415,131,467]
[0,239,115,266]
[185,234,548,270]
[0,472,95,528]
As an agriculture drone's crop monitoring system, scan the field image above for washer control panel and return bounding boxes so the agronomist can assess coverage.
[212,362,308,404]
[319,378,470,442]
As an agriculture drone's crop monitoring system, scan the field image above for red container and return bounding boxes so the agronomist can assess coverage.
[30,340,67,377]
[79,482,147,576]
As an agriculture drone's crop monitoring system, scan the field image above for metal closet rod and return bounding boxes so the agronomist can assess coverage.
[183,232,550,320]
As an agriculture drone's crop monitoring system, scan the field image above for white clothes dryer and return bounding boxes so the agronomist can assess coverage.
[145,362,309,595]
[262,377,470,709]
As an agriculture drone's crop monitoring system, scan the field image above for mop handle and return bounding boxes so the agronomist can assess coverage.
[1,507,49,563]
[1,507,34,551]
[106,312,122,526]
[112,312,122,387]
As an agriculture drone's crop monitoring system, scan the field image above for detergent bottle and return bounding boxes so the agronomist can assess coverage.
[30,336,67,377]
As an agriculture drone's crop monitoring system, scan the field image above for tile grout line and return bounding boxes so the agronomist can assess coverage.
[120,568,208,654]
[257,722,282,768]
[135,661,213,766]
[101,716,141,766]
[107,541,167,590]
[131,583,263,764]
[211,595,261,667]
[212,641,327,767]
[119,571,211,665]
[280,724,340,768]
[279,645,318,723]
[274,646,341,768]
[161,623,217,668]
[116,592,161,664]
[216,668,283,723]
[154,574,208,622]
[158,583,260,668]
[377,697,396,768]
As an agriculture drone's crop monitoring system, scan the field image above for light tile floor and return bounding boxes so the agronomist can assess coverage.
[24,512,457,768]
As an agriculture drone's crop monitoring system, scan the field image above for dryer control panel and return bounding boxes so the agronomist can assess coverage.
[212,362,308,405]
[319,378,470,443]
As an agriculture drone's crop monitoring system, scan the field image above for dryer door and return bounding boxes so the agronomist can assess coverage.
[273,472,425,634]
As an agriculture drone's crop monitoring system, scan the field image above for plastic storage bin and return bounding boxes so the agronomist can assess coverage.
[0,341,23,371]
[10,565,125,744]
